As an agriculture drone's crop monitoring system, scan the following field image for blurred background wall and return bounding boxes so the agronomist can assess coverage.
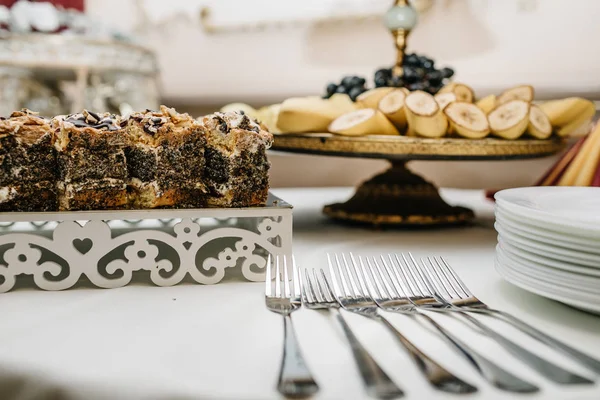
[12,0,600,189]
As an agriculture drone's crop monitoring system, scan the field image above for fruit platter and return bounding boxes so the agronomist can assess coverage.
[221,1,595,227]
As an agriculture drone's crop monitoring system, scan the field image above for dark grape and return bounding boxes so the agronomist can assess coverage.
[426,70,443,85]
[335,85,348,94]
[422,59,435,71]
[440,67,454,79]
[402,67,419,83]
[349,77,366,87]
[375,68,392,79]
[341,76,356,88]
[408,81,428,92]
[348,87,364,101]
[326,83,338,96]
[375,77,388,88]
[388,75,404,88]
[404,53,419,67]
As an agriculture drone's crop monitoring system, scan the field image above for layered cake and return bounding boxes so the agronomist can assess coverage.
[0,109,57,211]
[200,111,272,207]
[0,107,272,212]
[53,111,128,211]
[123,106,207,208]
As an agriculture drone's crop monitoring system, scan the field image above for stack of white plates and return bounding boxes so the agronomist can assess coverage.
[494,187,600,314]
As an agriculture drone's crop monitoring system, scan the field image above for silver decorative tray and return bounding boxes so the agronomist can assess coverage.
[0,193,292,293]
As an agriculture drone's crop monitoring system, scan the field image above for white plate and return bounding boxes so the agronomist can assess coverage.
[499,238,600,278]
[495,253,600,314]
[495,187,600,238]
[495,223,600,267]
[495,247,600,302]
[495,209,600,253]
[496,244,600,294]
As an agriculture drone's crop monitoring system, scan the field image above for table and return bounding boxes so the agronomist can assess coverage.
[0,188,598,400]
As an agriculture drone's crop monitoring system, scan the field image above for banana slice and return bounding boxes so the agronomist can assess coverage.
[434,93,456,111]
[378,89,408,130]
[497,85,534,105]
[539,97,596,137]
[356,87,395,109]
[527,105,552,139]
[404,90,448,138]
[220,103,258,119]
[438,83,474,103]
[277,96,357,133]
[475,94,496,114]
[255,104,281,133]
[328,108,399,136]
[444,102,490,139]
[488,100,530,139]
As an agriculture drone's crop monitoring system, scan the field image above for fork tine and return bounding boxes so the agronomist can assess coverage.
[362,258,385,301]
[292,255,301,297]
[333,254,353,298]
[311,269,326,303]
[275,256,282,298]
[439,257,473,297]
[327,254,345,300]
[385,255,414,298]
[403,254,444,298]
[302,269,315,303]
[421,257,453,300]
[283,256,291,298]
[265,254,272,296]
[340,254,360,297]
[319,270,336,303]
[349,253,370,297]
[399,253,428,296]
[430,257,460,299]
[437,257,471,298]
[378,256,407,298]
[370,257,398,299]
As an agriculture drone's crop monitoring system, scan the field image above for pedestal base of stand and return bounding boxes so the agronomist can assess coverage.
[323,162,474,227]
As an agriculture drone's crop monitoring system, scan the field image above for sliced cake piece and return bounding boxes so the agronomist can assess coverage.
[123,105,207,209]
[200,111,273,207]
[53,111,128,211]
[0,109,57,211]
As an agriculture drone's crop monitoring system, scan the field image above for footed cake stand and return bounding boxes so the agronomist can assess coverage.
[272,134,565,227]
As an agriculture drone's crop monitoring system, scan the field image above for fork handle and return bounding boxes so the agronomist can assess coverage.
[457,311,594,385]
[333,309,405,399]
[479,309,600,375]
[277,315,319,398]
[416,312,538,393]
[378,316,477,394]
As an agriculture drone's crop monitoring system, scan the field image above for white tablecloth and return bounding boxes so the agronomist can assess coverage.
[0,188,598,400]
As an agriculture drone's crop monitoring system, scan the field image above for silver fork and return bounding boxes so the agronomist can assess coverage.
[328,253,478,394]
[363,255,539,393]
[302,268,404,400]
[398,253,594,385]
[430,256,600,375]
[265,255,319,398]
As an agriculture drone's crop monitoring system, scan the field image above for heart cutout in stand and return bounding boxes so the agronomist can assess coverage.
[73,238,93,255]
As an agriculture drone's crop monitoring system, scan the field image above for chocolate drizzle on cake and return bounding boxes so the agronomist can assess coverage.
[65,110,120,131]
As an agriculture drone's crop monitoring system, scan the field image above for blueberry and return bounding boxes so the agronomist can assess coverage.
[426,70,443,85]
[375,77,388,88]
[388,75,404,88]
[335,85,348,94]
[440,67,454,78]
[349,87,364,101]
[326,83,338,96]
[414,68,426,80]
